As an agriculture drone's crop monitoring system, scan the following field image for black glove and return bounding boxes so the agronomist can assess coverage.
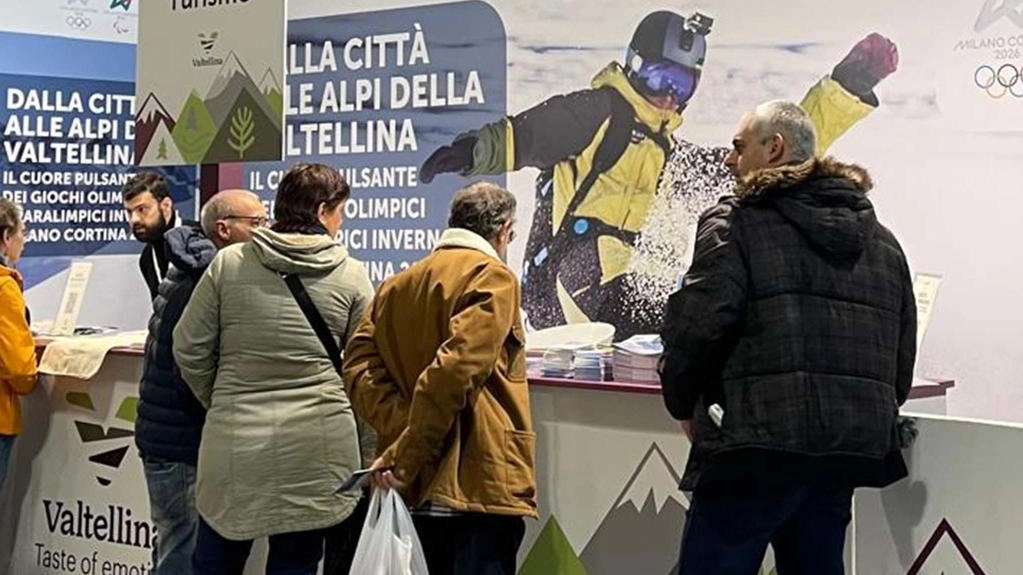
[419,137,477,184]
[831,33,899,99]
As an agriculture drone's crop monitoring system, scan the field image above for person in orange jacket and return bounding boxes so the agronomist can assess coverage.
[0,198,39,491]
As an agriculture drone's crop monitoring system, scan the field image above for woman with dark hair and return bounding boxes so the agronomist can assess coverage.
[0,198,38,492]
[173,164,375,575]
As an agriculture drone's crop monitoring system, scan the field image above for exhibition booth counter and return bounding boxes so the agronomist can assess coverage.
[0,339,984,575]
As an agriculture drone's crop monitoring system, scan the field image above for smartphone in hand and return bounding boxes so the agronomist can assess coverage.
[335,469,374,494]
[335,466,393,494]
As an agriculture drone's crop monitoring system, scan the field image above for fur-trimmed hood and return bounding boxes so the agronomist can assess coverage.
[738,157,879,263]
[736,156,873,200]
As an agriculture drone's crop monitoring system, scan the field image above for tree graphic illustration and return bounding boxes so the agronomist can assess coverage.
[157,138,168,160]
[228,106,255,159]
[173,91,216,163]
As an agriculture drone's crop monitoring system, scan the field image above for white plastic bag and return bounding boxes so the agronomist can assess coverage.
[348,488,430,575]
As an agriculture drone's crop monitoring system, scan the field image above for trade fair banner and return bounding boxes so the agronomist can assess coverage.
[134,0,287,166]
[240,0,507,284]
[2,73,154,257]
[0,31,196,329]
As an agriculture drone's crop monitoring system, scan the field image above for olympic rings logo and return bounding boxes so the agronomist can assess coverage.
[974,64,1023,98]
[66,14,92,29]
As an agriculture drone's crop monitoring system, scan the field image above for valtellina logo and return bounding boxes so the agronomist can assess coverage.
[195,32,224,67]
[975,0,1023,32]
[43,391,157,550]
[66,390,138,487]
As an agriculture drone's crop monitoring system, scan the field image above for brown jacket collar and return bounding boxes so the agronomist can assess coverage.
[736,156,873,201]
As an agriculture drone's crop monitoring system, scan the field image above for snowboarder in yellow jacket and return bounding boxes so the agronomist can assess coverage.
[419,11,899,339]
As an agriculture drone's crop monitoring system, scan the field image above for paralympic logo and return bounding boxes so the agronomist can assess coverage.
[974,63,1023,98]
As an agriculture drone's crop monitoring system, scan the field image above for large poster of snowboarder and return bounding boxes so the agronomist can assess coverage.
[417,9,898,340]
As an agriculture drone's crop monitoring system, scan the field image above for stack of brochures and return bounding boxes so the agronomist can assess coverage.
[612,335,663,384]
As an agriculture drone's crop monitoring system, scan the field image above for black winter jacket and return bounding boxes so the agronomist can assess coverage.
[660,157,917,490]
[135,225,215,463]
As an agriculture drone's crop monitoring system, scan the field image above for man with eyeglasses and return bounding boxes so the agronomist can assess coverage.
[134,189,266,575]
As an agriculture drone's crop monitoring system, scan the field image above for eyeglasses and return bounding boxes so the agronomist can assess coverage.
[223,215,270,228]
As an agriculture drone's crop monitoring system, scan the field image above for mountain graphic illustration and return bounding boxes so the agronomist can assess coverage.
[579,443,688,575]
[906,519,987,575]
[205,51,280,131]
[518,517,590,575]
[259,68,281,95]
[172,90,217,163]
[259,68,284,120]
[134,93,176,163]
[206,50,249,100]
[140,121,185,166]
[265,89,283,123]
[203,87,281,162]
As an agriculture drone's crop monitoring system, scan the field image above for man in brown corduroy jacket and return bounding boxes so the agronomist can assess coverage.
[344,181,536,575]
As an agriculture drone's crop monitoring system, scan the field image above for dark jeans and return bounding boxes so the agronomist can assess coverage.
[0,434,14,494]
[192,502,366,575]
[413,513,526,575]
[192,519,326,575]
[323,496,369,575]
[678,482,853,575]
[143,458,198,575]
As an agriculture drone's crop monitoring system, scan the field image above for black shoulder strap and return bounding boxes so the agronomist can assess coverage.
[555,88,637,238]
[282,274,343,376]
[591,88,637,177]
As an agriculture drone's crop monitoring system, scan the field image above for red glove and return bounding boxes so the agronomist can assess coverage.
[832,33,899,98]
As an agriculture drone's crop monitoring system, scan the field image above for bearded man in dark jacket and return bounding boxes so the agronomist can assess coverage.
[660,100,916,575]
[134,189,267,575]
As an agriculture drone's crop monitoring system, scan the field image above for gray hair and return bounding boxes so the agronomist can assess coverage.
[448,181,516,241]
[751,100,817,162]
[200,189,260,237]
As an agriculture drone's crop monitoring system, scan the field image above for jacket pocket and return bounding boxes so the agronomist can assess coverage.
[504,430,536,501]
[505,324,527,381]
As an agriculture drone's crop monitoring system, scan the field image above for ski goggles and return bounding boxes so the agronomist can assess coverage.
[633,60,701,106]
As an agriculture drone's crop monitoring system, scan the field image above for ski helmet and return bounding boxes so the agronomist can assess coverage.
[625,11,713,109]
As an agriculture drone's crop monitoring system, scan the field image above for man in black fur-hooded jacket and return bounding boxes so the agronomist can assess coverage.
[660,100,916,575]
